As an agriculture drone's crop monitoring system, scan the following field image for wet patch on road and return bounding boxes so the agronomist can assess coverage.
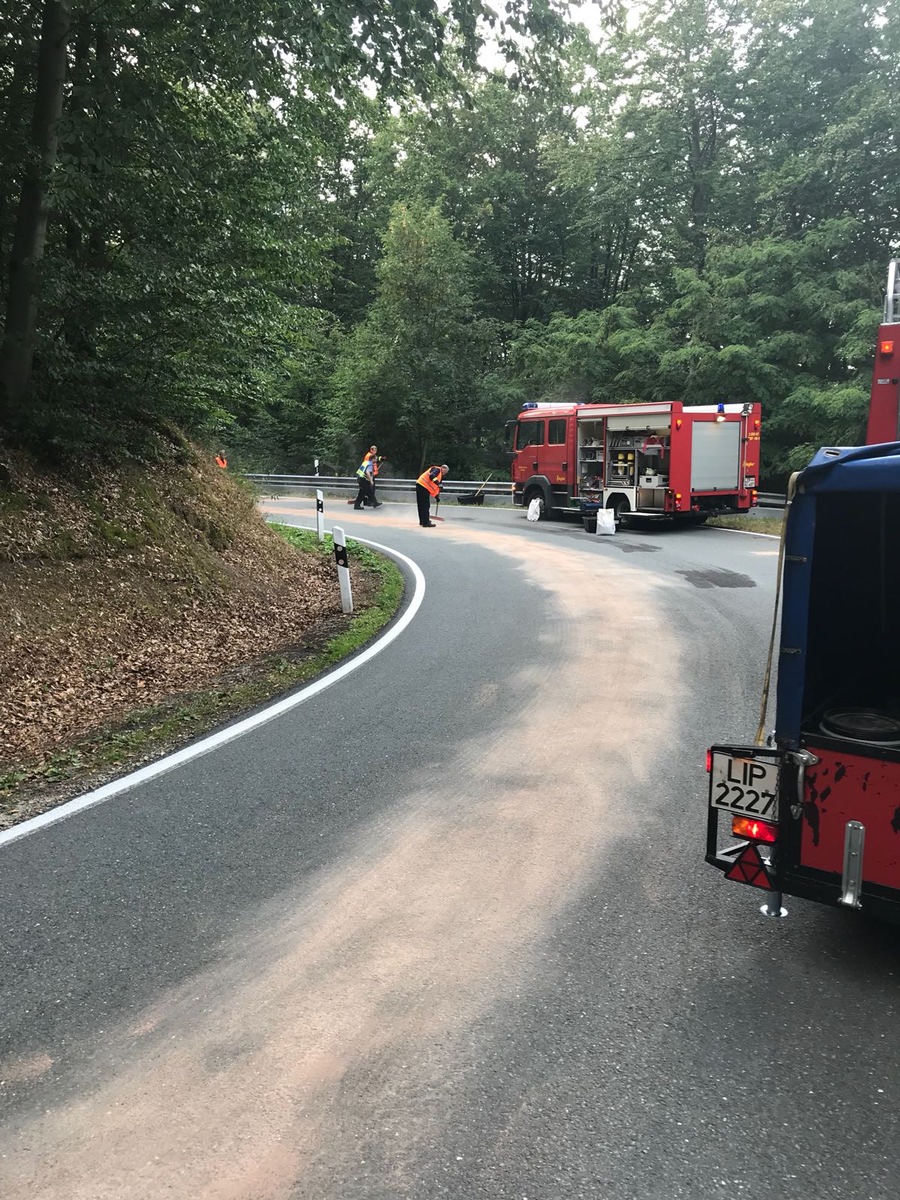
[605,541,661,554]
[676,568,756,589]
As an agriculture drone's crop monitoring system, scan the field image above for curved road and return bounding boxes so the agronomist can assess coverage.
[0,500,898,1199]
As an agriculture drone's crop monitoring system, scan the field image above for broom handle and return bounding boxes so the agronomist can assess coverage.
[473,473,493,497]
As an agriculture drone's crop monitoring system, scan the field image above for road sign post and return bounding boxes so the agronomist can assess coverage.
[332,525,353,613]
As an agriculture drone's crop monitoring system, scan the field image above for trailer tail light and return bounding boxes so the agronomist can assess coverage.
[732,816,777,843]
[751,489,758,504]
[754,419,760,430]
[674,492,683,508]
[705,748,712,773]
[881,340,895,356]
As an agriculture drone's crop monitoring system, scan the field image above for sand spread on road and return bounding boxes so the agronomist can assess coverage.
[1,508,681,1200]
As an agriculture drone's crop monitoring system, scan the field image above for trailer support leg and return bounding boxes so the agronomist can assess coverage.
[760,890,787,918]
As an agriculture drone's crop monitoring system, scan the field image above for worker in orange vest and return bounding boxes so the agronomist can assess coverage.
[215,451,228,469]
[354,446,382,510]
[415,464,448,527]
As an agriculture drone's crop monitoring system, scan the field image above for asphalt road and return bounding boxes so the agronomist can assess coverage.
[0,499,898,1199]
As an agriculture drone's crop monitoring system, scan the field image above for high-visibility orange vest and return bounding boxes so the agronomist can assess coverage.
[416,466,444,497]
[364,451,380,477]
[215,454,227,469]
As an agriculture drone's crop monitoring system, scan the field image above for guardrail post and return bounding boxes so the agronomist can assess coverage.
[316,488,325,543]
[332,525,353,613]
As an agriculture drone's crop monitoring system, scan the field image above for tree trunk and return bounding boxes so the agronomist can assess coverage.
[0,0,71,419]
[0,13,40,303]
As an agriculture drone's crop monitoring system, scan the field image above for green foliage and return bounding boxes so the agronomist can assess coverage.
[3,0,899,481]
[327,199,504,474]
[0,0,520,458]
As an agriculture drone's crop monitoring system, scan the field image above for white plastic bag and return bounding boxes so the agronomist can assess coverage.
[526,497,542,522]
[596,508,616,536]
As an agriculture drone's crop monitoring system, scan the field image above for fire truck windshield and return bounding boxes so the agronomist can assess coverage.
[516,420,544,449]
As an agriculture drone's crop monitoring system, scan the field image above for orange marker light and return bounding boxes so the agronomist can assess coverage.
[675,418,683,430]
[881,340,895,356]
[732,816,777,843]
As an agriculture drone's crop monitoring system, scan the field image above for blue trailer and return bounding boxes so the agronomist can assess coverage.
[706,443,900,924]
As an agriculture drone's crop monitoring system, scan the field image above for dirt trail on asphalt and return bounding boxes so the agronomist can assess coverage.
[1,506,682,1199]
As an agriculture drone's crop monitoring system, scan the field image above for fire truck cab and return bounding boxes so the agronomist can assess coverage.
[511,400,761,524]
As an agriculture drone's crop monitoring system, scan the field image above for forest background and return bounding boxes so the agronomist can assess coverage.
[2,0,898,488]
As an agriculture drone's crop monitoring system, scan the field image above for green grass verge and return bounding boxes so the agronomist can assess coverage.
[708,514,784,536]
[271,524,405,662]
[0,526,404,812]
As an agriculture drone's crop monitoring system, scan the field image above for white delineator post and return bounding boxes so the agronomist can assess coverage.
[316,488,325,543]
[332,525,353,613]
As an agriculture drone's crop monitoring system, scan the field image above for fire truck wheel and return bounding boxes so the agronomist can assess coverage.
[606,496,631,526]
[524,487,550,519]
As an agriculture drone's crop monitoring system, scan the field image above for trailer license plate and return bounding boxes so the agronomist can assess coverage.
[709,752,779,819]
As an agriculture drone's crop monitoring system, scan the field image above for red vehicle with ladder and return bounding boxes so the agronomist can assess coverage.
[706,260,900,924]
[511,400,761,525]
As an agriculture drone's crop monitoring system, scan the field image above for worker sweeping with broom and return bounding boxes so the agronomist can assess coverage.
[415,464,448,527]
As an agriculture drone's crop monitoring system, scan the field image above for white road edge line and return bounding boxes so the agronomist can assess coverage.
[709,527,780,539]
[0,527,424,850]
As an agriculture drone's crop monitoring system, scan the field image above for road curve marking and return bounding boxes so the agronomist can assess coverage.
[708,527,780,539]
[0,530,424,851]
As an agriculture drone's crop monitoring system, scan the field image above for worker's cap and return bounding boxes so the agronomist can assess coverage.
[440,464,449,472]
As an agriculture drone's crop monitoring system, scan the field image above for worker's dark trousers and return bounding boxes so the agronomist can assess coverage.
[415,484,433,525]
[354,477,374,509]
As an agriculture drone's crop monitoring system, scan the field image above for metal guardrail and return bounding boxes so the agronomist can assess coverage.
[246,474,788,509]
[244,473,514,499]
[756,492,786,509]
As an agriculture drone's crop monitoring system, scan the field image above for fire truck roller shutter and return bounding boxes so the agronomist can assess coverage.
[691,421,741,490]
[522,478,553,520]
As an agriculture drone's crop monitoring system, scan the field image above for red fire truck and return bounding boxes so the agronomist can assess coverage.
[706,260,900,924]
[511,400,761,525]
[866,258,900,444]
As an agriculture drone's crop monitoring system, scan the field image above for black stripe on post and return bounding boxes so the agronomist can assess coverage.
[334,542,349,569]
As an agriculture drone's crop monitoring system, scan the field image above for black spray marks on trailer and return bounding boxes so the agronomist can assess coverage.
[803,769,822,846]
[892,807,900,834]
[676,568,756,589]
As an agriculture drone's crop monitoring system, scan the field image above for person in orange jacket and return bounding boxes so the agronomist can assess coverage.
[215,452,228,469]
[415,464,448,527]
